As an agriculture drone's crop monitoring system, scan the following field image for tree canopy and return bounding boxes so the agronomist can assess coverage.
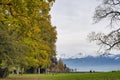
[0,0,57,74]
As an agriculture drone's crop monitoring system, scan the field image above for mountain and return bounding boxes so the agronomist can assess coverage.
[62,54,120,72]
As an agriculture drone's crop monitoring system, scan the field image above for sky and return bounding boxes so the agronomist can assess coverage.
[50,0,119,58]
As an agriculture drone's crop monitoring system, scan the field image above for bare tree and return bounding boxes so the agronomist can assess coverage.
[88,0,120,52]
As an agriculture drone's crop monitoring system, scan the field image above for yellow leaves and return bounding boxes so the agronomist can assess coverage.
[26,31,32,37]
[12,10,17,16]
[0,8,3,12]
[1,0,11,4]
[0,13,6,21]
[23,37,32,44]
[25,57,39,67]
[17,16,30,27]
[40,50,48,59]
[0,0,57,68]
[23,38,38,49]
[23,17,30,25]
[33,25,41,33]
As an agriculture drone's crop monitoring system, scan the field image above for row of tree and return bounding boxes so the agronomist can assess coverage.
[0,0,57,78]
[9,57,71,74]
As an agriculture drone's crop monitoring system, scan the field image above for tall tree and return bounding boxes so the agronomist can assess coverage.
[0,0,57,77]
[88,0,120,52]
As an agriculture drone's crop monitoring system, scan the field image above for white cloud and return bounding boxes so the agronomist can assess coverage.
[50,0,120,58]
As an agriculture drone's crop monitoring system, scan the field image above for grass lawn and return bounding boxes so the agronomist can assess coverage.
[0,72,120,80]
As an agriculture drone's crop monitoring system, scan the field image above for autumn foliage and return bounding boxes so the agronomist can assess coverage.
[0,0,57,77]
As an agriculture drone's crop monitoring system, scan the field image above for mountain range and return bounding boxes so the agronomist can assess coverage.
[62,53,120,72]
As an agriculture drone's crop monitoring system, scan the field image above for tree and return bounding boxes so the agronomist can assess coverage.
[0,19,27,78]
[50,56,58,73]
[88,0,120,52]
[0,0,57,77]
[57,58,64,72]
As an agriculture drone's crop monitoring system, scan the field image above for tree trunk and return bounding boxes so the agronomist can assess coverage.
[16,67,19,75]
[20,67,24,75]
[0,67,9,78]
[34,67,37,74]
[38,68,40,74]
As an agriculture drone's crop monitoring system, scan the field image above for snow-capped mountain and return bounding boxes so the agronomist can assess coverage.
[62,54,120,71]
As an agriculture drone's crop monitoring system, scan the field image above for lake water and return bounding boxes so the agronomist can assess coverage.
[68,65,120,72]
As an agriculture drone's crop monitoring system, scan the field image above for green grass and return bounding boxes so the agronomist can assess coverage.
[1,72,120,80]
[44,72,120,80]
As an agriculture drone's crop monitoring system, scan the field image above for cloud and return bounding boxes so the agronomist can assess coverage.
[50,0,120,58]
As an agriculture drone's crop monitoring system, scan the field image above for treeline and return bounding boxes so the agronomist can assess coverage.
[0,0,57,78]
[15,57,71,74]
[50,57,71,73]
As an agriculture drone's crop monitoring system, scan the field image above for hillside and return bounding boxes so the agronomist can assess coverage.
[63,54,120,71]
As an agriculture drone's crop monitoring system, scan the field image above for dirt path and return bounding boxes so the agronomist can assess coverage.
[0,77,45,80]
